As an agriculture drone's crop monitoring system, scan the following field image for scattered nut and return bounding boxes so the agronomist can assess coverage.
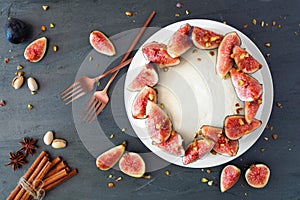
[52,139,67,149]
[42,5,49,10]
[49,23,55,28]
[125,11,133,16]
[175,13,180,17]
[108,182,115,188]
[43,131,54,145]
[164,170,170,175]
[41,25,47,32]
[17,65,24,70]
[201,177,208,183]
[12,76,24,89]
[272,133,278,140]
[115,177,123,182]
[252,19,257,25]
[27,104,33,110]
[53,45,58,52]
[0,100,6,107]
[265,43,271,47]
[4,58,10,63]
[185,10,190,15]
[207,180,213,186]
[176,2,183,8]
[27,77,39,92]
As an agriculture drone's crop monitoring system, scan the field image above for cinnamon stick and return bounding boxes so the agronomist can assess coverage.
[44,169,78,192]
[49,156,61,169]
[7,151,48,200]
[44,160,67,178]
[43,168,69,187]
[22,161,52,200]
[14,156,49,200]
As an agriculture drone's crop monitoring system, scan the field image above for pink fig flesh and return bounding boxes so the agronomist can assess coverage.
[119,152,146,178]
[216,32,241,78]
[245,164,270,188]
[245,95,262,124]
[167,23,193,58]
[127,63,159,91]
[24,37,47,62]
[230,68,263,102]
[224,115,262,140]
[132,86,157,119]
[89,30,116,56]
[220,165,241,192]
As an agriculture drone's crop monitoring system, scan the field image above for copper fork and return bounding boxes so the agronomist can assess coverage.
[60,58,132,105]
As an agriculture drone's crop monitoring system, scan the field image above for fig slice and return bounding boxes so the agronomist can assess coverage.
[182,138,215,165]
[142,42,181,67]
[232,45,262,73]
[96,141,126,171]
[230,68,263,102]
[245,95,262,124]
[167,23,193,58]
[201,125,239,156]
[127,63,159,91]
[89,30,116,56]
[24,37,47,62]
[216,32,241,78]
[220,165,241,192]
[224,115,262,140]
[146,101,172,143]
[245,164,270,188]
[132,86,157,119]
[191,26,224,50]
[119,152,146,178]
[154,130,185,156]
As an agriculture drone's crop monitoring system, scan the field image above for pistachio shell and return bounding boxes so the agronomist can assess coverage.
[52,139,67,149]
[12,76,24,89]
[27,77,38,92]
[43,131,54,145]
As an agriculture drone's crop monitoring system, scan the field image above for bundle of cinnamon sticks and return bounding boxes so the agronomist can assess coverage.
[7,151,77,200]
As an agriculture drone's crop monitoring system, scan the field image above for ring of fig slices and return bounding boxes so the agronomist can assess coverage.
[128,22,264,166]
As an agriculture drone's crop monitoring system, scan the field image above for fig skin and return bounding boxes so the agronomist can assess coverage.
[167,23,193,58]
[96,142,126,171]
[127,63,159,91]
[220,165,241,192]
[245,95,262,124]
[89,30,116,56]
[24,37,47,62]
[154,130,185,156]
[245,164,270,188]
[119,152,146,178]
[5,18,32,44]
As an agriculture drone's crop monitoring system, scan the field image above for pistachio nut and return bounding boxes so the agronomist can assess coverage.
[27,77,39,92]
[52,139,67,149]
[12,75,24,89]
[43,131,54,145]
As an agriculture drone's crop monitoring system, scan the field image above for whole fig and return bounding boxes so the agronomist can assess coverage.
[5,18,32,44]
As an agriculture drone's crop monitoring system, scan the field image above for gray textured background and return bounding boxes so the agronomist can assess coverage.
[0,0,299,199]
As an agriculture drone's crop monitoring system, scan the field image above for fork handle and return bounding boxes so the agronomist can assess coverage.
[93,57,133,82]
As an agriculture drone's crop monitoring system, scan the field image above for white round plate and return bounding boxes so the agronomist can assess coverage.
[124,19,273,168]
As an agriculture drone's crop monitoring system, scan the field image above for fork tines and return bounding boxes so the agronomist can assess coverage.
[60,82,85,105]
[81,96,104,123]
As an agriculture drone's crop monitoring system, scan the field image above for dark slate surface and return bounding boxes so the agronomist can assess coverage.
[0,0,299,199]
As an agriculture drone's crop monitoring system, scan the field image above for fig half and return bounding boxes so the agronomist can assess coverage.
[232,45,262,73]
[216,32,241,78]
[245,164,270,188]
[230,68,263,102]
[182,138,215,165]
[24,37,47,62]
[96,142,126,171]
[132,86,157,119]
[146,101,172,143]
[89,30,116,56]
[224,115,262,140]
[167,23,193,58]
[127,63,159,91]
[142,42,181,67]
[154,130,185,156]
[191,26,223,49]
[245,95,262,124]
[119,152,146,178]
[220,165,241,192]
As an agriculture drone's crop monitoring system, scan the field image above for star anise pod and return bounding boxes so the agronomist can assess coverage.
[6,152,26,171]
[18,137,38,156]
